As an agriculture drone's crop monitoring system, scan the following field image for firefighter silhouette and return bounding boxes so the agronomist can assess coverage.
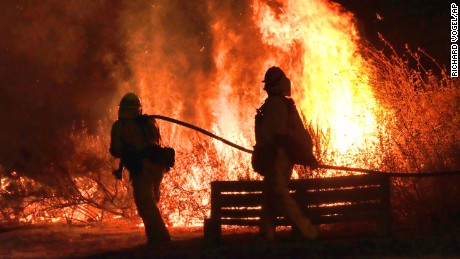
[109,93,171,247]
[252,66,319,241]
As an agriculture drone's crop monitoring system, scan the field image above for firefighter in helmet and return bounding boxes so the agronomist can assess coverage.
[252,66,319,242]
[109,92,171,247]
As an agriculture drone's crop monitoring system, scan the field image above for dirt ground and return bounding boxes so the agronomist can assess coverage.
[0,221,459,258]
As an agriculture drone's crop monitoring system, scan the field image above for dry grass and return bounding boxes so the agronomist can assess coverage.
[361,35,460,228]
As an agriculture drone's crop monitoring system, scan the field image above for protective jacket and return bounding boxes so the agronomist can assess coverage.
[110,114,163,175]
[252,95,317,174]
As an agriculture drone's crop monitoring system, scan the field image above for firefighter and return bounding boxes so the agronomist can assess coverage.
[252,66,319,242]
[109,92,171,247]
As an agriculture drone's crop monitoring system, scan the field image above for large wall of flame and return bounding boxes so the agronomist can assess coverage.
[0,0,375,177]
[1,0,454,177]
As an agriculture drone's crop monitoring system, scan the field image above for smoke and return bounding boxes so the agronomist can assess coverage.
[0,0,131,175]
[120,0,216,119]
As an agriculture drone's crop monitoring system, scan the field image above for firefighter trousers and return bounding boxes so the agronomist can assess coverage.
[131,161,170,243]
[259,150,318,241]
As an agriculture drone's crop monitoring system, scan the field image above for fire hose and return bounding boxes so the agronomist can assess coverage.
[150,115,460,178]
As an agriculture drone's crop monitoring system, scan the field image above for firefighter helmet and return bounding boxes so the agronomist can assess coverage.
[262,66,291,96]
[262,66,286,84]
[118,92,142,119]
[119,92,141,108]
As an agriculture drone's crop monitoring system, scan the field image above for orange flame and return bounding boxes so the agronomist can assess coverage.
[253,0,380,165]
[128,0,384,226]
[133,0,382,174]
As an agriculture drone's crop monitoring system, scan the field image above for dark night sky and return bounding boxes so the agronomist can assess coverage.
[335,0,452,70]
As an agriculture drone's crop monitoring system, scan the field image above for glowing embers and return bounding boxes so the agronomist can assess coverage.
[0,173,106,225]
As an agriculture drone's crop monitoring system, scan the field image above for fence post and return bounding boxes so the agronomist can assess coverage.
[204,181,222,245]
[378,175,392,236]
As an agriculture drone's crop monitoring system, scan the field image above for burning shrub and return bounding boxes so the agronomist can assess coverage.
[0,119,134,228]
[364,35,460,228]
